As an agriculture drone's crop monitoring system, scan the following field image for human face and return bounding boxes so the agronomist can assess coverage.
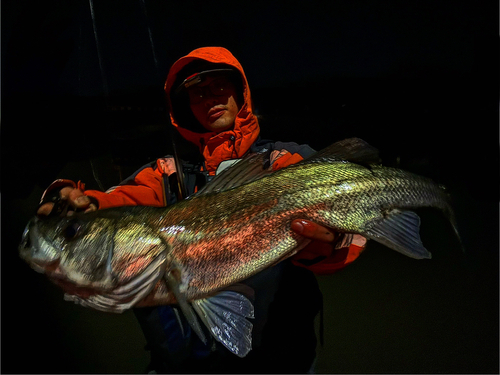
[188,75,240,133]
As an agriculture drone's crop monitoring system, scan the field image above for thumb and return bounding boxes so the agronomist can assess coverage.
[291,219,336,243]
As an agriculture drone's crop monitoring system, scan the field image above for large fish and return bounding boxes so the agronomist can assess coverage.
[19,138,460,357]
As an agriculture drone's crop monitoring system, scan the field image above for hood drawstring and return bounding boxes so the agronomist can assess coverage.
[230,135,239,159]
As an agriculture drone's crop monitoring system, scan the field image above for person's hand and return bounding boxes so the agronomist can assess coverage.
[37,180,97,217]
[291,219,337,243]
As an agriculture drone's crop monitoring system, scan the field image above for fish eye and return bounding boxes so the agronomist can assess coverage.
[64,221,82,240]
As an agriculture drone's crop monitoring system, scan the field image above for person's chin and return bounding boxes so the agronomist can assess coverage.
[207,119,232,132]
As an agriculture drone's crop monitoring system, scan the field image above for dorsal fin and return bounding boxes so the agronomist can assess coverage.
[305,137,381,166]
[193,138,380,197]
[194,149,274,195]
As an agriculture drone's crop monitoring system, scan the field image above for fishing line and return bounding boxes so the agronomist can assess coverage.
[139,0,188,200]
[88,0,109,99]
[85,0,107,191]
[139,0,159,74]
[84,0,187,196]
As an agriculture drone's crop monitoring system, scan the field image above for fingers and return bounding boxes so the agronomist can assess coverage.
[66,189,97,215]
[83,204,98,213]
[66,188,91,210]
[37,202,55,217]
[37,187,96,217]
[291,219,336,243]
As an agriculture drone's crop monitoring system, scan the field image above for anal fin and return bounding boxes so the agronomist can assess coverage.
[192,290,255,358]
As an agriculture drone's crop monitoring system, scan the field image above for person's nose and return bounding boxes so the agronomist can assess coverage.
[203,93,220,108]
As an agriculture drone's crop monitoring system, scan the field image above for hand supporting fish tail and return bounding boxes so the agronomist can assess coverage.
[291,219,338,243]
[290,219,367,274]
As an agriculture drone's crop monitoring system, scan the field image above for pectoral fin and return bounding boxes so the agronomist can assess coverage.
[192,290,255,358]
[365,209,432,259]
[164,271,207,344]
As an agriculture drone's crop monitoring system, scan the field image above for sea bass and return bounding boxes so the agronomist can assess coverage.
[19,138,460,357]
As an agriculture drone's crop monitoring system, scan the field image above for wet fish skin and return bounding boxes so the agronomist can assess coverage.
[20,210,170,305]
[18,138,460,357]
[122,159,455,304]
[20,145,456,306]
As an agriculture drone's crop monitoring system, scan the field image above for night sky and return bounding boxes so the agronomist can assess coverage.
[2,0,498,373]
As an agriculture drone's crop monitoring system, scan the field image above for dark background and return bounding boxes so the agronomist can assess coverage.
[2,0,498,373]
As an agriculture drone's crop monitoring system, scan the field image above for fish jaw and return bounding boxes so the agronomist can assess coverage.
[18,210,172,312]
[19,216,117,290]
[19,219,103,297]
[19,218,61,273]
[63,252,169,313]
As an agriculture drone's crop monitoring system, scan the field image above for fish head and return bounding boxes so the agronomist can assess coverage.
[19,210,168,311]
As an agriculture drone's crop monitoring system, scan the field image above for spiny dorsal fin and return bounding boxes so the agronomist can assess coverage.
[194,149,273,196]
[193,138,380,196]
[305,137,381,166]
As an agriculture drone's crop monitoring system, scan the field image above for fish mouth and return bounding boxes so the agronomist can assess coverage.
[20,219,110,293]
[19,218,62,272]
[20,216,169,312]
[63,251,168,313]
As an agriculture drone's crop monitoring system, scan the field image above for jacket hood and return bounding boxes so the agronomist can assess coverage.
[164,47,260,174]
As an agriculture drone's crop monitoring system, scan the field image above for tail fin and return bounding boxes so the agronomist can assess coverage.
[447,209,465,254]
[439,186,465,254]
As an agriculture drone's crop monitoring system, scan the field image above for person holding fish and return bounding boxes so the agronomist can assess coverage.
[36,47,367,373]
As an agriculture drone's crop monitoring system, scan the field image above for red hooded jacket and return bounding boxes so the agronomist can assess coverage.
[76,46,365,274]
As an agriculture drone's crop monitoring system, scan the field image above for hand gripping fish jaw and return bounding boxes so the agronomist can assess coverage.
[37,179,88,218]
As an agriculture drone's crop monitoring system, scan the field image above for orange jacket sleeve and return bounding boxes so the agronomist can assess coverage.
[84,166,166,210]
[271,149,367,274]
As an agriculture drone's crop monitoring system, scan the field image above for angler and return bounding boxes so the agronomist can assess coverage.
[32,47,367,373]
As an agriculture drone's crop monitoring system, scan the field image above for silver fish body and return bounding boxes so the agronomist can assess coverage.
[19,138,460,357]
[144,160,454,302]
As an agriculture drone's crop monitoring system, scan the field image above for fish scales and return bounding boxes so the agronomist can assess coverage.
[20,158,452,303]
[142,161,447,302]
[19,138,460,357]
[155,182,309,301]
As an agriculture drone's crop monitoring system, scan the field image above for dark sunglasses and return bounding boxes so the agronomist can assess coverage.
[187,77,235,104]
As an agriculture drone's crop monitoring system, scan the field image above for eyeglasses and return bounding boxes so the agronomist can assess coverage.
[187,78,235,104]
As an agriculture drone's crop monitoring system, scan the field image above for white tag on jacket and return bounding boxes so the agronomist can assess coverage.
[215,159,242,175]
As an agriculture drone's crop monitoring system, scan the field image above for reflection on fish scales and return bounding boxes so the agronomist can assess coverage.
[19,138,461,357]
